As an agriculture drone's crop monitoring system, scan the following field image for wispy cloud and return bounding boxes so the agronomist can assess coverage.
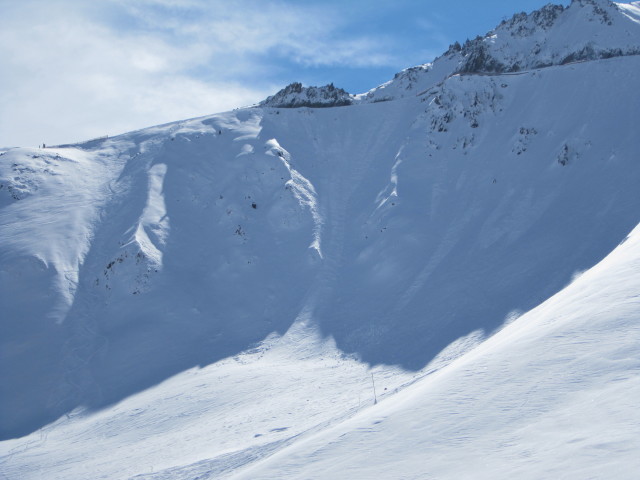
[0,0,412,147]
[110,0,396,67]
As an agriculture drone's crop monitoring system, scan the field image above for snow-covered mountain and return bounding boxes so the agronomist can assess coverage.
[1,1,640,479]
[359,0,640,102]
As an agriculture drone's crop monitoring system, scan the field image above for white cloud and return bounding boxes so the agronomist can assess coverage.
[111,0,395,67]
[0,0,404,147]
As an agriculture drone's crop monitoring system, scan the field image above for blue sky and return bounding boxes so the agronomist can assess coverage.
[0,0,579,147]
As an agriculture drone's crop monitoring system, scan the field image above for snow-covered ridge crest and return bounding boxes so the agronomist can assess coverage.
[260,82,353,108]
[449,0,639,74]
[360,0,640,103]
[262,1,639,106]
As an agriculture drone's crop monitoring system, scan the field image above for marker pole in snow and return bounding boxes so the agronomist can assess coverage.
[371,373,378,405]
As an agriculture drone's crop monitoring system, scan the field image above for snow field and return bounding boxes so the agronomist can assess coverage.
[2,4,640,476]
[232,222,640,480]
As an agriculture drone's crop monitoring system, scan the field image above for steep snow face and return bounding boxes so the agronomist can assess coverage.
[618,1,640,22]
[2,55,640,446]
[1,4,640,477]
[260,82,353,108]
[0,145,129,322]
[359,0,640,103]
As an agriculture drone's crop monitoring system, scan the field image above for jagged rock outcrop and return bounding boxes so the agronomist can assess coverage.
[261,82,353,108]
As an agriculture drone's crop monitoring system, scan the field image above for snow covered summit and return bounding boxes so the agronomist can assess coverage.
[453,0,640,72]
[2,2,640,479]
[360,0,640,102]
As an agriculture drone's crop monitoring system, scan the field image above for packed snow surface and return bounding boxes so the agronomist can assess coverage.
[1,1,640,479]
[234,219,640,480]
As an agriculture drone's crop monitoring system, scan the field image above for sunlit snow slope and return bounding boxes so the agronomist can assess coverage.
[234,202,640,480]
[1,1,640,479]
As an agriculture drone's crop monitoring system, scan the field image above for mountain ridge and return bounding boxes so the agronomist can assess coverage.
[261,0,640,107]
[1,2,640,479]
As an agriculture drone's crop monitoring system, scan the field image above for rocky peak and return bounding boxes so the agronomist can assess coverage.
[261,82,353,108]
[450,0,637,74]
[500,4,566,34]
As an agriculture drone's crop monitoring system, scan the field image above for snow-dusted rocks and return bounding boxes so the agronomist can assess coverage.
[260,82,353,108]
[453,0,640,72]
[359,0,640,103]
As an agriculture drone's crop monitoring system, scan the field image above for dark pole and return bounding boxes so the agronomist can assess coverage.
[371,373,378,405]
